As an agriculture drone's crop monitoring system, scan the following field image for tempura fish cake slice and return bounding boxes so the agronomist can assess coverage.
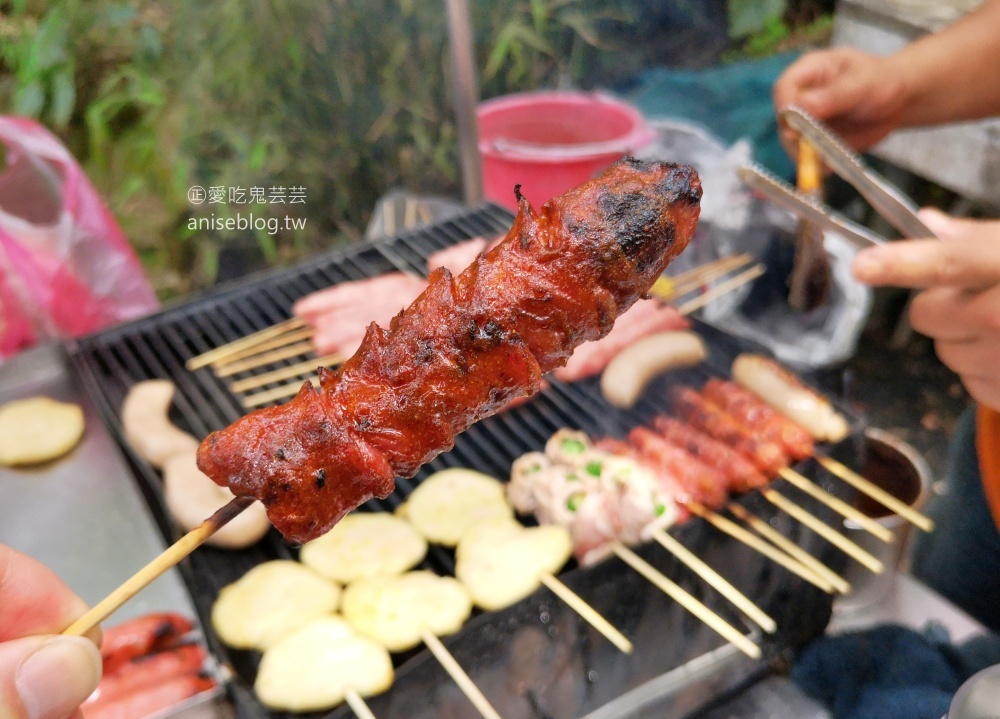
[405,468,513,546]
[300,512,427,583]
[341,570,471,653]
[211,560,341,650]
[255,615,393,712]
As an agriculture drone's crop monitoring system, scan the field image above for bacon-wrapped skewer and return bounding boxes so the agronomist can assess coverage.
[593,436,692,524]
[725,357,934,533]
[634,411,885,575]
[513,432,779,639]
[198,159,702,544]
[511,432,677,566]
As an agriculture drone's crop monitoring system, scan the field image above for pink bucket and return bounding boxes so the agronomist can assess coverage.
[477,91,655,211]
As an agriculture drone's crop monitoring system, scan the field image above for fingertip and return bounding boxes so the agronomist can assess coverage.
[917,207,957,240]
[796,88,836,121]
[851,250,884,285]
[8,636,103,719]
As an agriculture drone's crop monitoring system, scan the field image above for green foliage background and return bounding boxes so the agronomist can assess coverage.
[0,0,828,298]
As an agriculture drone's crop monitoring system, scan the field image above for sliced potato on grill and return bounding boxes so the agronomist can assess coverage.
[341,570,472,652]
[456,520,573,611]
[255,615,393,712]
[405,468,513,546]
[300,512,427,583]
[0,396,85,466]
[211,560,341,650]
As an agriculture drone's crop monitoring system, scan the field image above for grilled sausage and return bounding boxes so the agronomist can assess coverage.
[198,159,702,544]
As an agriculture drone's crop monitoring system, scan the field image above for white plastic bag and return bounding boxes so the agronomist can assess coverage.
[637,118,872,369]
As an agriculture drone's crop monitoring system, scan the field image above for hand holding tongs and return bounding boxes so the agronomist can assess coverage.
[738,106,939,249]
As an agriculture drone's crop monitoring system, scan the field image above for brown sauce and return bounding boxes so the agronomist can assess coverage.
[853,436,923,519]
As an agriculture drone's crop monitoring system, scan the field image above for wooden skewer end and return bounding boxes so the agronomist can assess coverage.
[344,688,378,719]
[539,572,634,654]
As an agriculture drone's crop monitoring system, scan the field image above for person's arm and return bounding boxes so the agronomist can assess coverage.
[887,0,1000,126]
[0,545,102,719]
[773,0,1000,152]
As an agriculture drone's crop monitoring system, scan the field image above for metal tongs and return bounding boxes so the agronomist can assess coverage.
[738,106,939,248]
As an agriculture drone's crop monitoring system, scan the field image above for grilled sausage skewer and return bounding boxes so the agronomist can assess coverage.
[199,159,701,546]
[671,387,892,546]
[706,373,934,532]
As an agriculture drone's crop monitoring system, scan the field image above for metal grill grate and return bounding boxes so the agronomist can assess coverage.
[69,202,855,719]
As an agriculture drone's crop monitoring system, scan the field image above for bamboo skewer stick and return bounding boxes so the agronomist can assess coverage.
[650,529,776,634]
[186,318,305,370]
[611,543,761,659]
[214,342,316,377]
[777,467,893,543]
[651,253,754,300]
[669,254,754,296]
[675,264,766,316]
[243,377,320,408]
[538,573,634,653]
[344,689,378,719]
[209,328,315,368]
[63,497,255,637]
[420,630,503,719]
[761,489,884,574]
[817,455,935,532]
[726,503,851,594]
[404,198,417,230]
[650,254,746,296]
[686,501,834,593]
[230,353,344,393]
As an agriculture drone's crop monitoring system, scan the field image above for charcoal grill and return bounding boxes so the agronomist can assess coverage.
[69,202,863,719]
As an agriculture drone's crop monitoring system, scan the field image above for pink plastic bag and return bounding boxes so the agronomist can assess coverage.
[0,116,159,359]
